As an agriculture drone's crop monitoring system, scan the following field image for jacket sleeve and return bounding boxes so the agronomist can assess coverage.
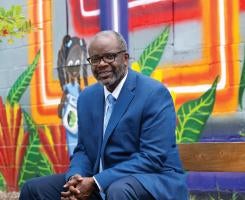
[65,93,93,181]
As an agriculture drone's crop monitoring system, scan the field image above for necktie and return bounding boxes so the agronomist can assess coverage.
[99,94,116,172]
[103,94,116,134]
[98,94,116,199]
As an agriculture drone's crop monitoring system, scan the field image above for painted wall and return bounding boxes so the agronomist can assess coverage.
[0,0,245,197]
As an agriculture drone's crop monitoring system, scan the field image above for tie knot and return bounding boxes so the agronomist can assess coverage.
[107,94,116,105]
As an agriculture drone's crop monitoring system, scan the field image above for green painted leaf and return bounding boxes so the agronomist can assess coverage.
[0,172,6,190]
[5,18,15,25]
[12,5,22,16]
[18,111,53,188]
[176,76,219,143]
[0,7,5,16]
[239,47,245,109]
[7,9,13,17]
[139,26,170,76]
[7,50,40,106]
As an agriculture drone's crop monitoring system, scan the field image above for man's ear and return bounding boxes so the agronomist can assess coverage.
[124,53,129,60]
[124,53,129,65]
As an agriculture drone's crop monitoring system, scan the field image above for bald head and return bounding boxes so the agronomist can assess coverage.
[88,30,127,53]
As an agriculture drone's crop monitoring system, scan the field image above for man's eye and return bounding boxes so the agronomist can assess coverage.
[104,54,115,60]
[91,57,100,62]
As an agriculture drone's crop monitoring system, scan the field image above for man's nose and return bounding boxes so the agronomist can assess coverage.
[98,58,108,67]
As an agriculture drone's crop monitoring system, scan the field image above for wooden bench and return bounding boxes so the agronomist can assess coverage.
[178,142,245,172]
[178,142,245,198]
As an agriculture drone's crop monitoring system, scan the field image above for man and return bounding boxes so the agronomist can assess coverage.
[20,30,188,200]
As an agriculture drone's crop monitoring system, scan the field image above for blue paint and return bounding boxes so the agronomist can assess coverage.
[187,172,245,192]
[99,0,128,47]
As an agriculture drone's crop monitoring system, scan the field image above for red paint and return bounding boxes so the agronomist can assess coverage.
[240,0,245,10]
[70,0,201,36]
[38,125,69,173]
[0,98,28,191]
[69,0,100,35]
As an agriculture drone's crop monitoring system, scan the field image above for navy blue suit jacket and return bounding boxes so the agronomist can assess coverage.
[66,69,188,199]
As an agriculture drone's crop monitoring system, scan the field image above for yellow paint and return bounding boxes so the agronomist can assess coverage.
[44,125,55,148]
[131,61,141,72]
[151,68,163,82]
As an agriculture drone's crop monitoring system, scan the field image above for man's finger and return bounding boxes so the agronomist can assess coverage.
[71,174,83,181]
[61,190,71,197]
[69,195,78,200]
[61,197,69,200]
[69,185,81,194]
[64,177,83,188]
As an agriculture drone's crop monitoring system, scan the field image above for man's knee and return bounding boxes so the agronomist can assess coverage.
[20,174,66,200]
[106,177,136,199]
[19,179,36,199]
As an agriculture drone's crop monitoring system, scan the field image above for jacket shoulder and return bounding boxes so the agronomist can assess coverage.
[78,83,102,102]
[134,70,169,93]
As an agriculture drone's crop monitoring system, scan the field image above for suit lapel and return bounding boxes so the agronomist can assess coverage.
[92,84,105,172]
[101,69,136,160]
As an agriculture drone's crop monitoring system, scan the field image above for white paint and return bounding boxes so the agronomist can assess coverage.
[169,0,226,93]
[112,0,119,32]
[38,0,60,105]
[80,0,164,17]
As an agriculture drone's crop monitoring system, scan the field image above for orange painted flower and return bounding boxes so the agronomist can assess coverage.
[0,97,28,191]
[38,125,69,173]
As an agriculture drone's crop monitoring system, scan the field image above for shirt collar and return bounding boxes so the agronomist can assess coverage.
[104,70,128,101]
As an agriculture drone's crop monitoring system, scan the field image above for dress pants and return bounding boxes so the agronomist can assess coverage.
[19,173,154,200]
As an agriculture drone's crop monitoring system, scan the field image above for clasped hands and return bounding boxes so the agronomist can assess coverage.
[61,174,96,200]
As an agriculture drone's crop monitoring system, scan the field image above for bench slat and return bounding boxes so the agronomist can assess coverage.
[178,142,245,172]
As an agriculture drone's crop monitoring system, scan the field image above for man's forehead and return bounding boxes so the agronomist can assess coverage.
[91,33,116,45]
[94,31,115,39]
[89,34,118,51]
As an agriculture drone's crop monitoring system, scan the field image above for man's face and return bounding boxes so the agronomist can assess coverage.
[88,34,128,92]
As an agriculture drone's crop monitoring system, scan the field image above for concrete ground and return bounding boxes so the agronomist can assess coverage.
[0,192,19,200]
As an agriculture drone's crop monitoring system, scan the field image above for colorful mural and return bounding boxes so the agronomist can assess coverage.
[0,0,245,198]
[29,0,241,124]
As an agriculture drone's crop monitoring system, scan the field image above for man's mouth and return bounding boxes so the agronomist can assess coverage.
[98,71,112,78]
